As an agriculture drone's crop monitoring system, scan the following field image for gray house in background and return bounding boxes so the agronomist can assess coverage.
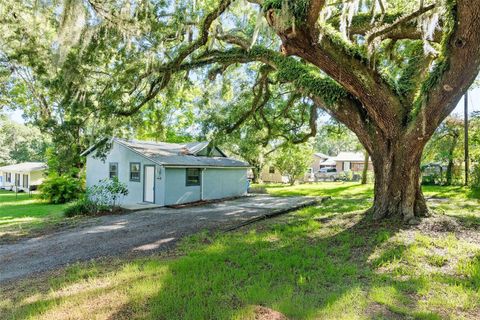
[83,138,250,206]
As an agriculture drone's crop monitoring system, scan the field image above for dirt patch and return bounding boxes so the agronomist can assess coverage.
[254,306,288,320]
[419,215,461,233]
[365,302,404,320]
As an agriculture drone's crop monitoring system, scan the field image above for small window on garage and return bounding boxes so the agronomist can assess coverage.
[109,163,118,179]
[130,162,141,181]
[186,168,201,186]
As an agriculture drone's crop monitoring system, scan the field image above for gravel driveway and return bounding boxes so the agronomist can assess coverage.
[0,195,318,283]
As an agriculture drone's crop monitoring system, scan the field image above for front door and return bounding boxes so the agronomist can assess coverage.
[143,165,155,203]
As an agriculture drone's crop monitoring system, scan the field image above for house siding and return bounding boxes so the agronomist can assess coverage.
[259,166,288,184]
[202,168,248,200]
[311,155,328,173]
[336,161,373,173]
[164,168,201,205]
[86,142,164,206]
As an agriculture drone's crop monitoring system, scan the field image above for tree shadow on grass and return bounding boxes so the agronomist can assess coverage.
[106,205,443,320]
[7,196,473,319]
[269,182,367,198]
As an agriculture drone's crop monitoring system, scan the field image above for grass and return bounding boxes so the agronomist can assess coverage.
[0,190,71,242]
[1,182,480,319]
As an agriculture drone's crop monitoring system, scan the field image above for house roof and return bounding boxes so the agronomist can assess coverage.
[115,139,249,168]
[0,162,47,173]
[314,152,329,159]
[320,158,336,166]
[333,152,369,162]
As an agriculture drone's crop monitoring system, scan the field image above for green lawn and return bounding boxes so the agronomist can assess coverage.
[2,183,480,319]
[0,190,71,242]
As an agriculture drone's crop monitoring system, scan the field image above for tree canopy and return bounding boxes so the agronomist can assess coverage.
[1,0,479,221]
[0,116,50,166]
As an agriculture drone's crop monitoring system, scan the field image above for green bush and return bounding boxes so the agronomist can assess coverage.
[337,171,353,181]
[64,199,98,217]
[89,177,129,207]
[471,164,480,189]
[64,178,129,217]
[40,174,84,204]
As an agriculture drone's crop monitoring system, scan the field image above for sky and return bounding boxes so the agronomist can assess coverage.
[4,87,480,125]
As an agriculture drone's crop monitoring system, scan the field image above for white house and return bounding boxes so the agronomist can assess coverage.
[333,152,373,173]
[83,138,250,206]
[0,162,47,191]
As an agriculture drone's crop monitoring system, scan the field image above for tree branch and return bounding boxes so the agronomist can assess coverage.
[307,0,326,28]
[365,4,436,44]
[113,0,233,116]
[408,0,480,143]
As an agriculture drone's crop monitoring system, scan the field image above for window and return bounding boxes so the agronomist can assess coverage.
[23,174,29,188]
[6,173,11,183]
[130,163,141,181]
[269,166,275,174]
[15,174,20,186]
[109,163,118,179]
[186,168,201,186]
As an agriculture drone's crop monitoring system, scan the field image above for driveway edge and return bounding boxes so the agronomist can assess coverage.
[223,196,331,232]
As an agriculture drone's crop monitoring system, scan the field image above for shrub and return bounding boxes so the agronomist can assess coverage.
[471,164,480,189]
[337,171,353,181]
[40,174,84,204]
[89,177,129,207]
[64,199,99,217]
[64,178,129,217]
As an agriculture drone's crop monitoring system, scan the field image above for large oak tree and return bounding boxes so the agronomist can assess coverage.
[2,0,480,222]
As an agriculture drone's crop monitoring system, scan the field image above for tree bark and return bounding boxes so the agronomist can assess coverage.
[361,150,369,185]
[251,166,261,184]
[369,139,428,223]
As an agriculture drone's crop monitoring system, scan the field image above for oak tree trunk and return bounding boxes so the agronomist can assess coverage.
[370,140,428,223]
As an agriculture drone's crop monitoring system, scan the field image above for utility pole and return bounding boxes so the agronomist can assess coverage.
[464,91,469,186]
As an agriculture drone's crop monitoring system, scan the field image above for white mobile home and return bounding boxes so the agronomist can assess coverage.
[0,162,47,191]
[83,138,250,206]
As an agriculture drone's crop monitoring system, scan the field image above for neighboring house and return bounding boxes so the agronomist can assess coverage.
[260,152,330,183]
[334,152,373,173]
[259,165,289,184]
[0,162,47,191]
[310,153,329,173]
[83,138,250,206]
[319,157,336,169]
